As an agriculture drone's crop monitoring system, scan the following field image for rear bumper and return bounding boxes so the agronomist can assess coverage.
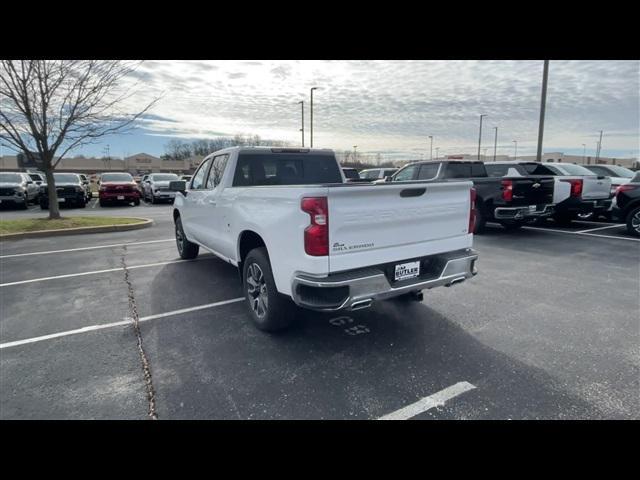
[556,197,611,214]
[291,248,478,311]
[99,191,139,201]
[494,204,554,220]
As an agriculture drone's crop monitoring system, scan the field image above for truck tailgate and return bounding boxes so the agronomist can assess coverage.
[327,181,473,273]
[580,176,611,200]
[509,177,555,206]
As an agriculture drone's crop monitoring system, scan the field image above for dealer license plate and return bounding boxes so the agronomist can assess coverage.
[117,195,125,200]
[394,261,420,281]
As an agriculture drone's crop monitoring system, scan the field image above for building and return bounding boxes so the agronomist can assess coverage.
[0,152,198,175]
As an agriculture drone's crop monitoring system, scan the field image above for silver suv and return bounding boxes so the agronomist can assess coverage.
[142,173,180,204]
[0,172,39,209]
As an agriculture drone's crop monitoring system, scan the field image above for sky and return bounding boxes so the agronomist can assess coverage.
[3,60,639,160]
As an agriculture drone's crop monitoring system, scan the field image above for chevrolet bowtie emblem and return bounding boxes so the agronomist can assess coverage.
[532,183,541,188]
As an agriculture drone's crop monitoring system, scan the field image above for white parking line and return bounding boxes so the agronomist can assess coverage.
[0,256,214,287]
[0,238,174,259]
[91,198,98,208]
[0,297,245,350]
[574,224,625,234]
[378,381,476,420]
[523,226,640,242]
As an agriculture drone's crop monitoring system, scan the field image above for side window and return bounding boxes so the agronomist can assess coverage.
[393,165,418,181]
[485,165,508,177]
[363,170,380,179]
[445,163,471,178]
[471,163,486,177]
[206,154,229,189]
[191,158,212,190]
[417,163,439,180]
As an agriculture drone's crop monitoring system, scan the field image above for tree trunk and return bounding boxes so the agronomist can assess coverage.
[44,168,61,219]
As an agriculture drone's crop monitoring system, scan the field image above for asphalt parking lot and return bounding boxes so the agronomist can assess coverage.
[1,200,638,419]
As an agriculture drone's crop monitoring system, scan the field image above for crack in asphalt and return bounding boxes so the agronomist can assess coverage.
[121,246,158,420]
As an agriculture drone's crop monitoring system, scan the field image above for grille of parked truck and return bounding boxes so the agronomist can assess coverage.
[169,147,478,332]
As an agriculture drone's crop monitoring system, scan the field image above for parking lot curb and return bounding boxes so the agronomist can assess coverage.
[0,218,154,241]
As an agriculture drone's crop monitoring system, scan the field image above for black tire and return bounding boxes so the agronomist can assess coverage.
[554,213,575,226]
[625,206,640,237]
[501,221,523,231]
[150,193,156,204]
[474,207,486,234]
[243,247,296,332]
[134,198,140,206]
[20,199,28,210]
[175,215,199,259]
[99,199,107,207]
[79,198,87,208]
[40,202,48,210]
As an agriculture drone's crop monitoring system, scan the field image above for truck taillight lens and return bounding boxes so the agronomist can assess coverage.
[468,187,477,234]
[501,179,513,202]
[301,197,328,256]
[560,178,583,197]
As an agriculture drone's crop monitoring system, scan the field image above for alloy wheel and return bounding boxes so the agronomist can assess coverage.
[246,263,268,318]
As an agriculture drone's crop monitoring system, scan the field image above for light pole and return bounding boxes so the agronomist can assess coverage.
[310,87,320,148]
[493,126,498,161]
[298,101,304,147]
[513,140,518,161]
[596,130,603,163]
[536,60,549,162]
[582,143,586,164]
[477,114,487,161]
[353,145,357,163]
[428,135,433,161]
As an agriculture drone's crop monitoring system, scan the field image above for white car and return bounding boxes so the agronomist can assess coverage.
[171,147,478,332]
[358,167,398,181]
[583,164,634,196]
[141,173,180,203]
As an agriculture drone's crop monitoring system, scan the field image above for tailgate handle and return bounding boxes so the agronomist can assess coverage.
[400,188,426,198]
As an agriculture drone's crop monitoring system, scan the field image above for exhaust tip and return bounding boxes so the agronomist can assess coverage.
[445,277,466,287]
[350,299,373,310]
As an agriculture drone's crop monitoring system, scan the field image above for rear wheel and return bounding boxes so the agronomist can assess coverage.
[243,247,296,332]
[626,206,640,237]
[20,199,28,210]
[175,215,199,259]
[554,213,575,226]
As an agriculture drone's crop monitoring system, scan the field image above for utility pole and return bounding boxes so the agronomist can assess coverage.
[477,114,487,161]
[536,60,549,162]
[595,130,603,163]
[493,127,498,161]
[297,101,305,147]
[513,140,518,161]
[310,87,319,148]
[428,135,433,161]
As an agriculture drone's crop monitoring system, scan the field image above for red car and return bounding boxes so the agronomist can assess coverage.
[98,172,141,207]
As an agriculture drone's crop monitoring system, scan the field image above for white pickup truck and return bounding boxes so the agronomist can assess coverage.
[170,147,478,332]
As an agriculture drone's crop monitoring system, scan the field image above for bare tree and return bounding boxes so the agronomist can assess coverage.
[0,60,158,219]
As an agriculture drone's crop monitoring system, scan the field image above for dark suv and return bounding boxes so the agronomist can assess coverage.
[613,172,640,236]
[40,173,88,209]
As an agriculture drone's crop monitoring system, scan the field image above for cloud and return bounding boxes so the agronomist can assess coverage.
[114,60,639,159]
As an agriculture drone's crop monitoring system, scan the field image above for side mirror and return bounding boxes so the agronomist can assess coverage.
[97,180,100,185]
[169,180,187,194]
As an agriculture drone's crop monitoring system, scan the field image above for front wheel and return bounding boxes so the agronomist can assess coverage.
[175,216,199,259]
[626,206,640,237]
[243,247,296,332]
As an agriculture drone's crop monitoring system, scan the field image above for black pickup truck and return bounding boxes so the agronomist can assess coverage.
[389,160,555,233]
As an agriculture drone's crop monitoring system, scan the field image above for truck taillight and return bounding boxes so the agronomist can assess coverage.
[301,197,328,256]
[501,179,513,202]
[468,187,477,234]
[561,178,583,197]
